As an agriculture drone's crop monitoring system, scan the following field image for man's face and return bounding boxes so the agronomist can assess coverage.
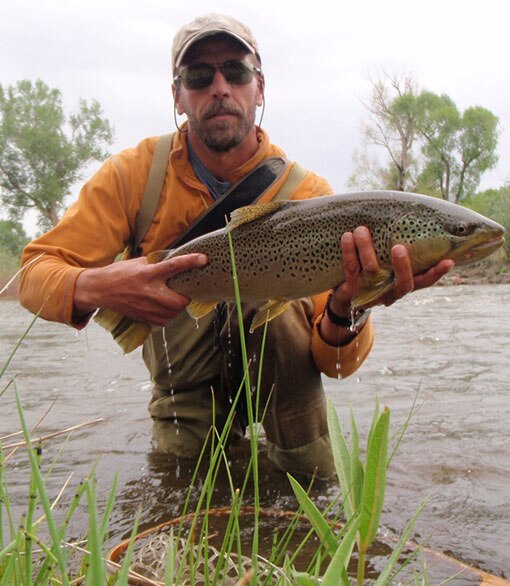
[173,36,264,153]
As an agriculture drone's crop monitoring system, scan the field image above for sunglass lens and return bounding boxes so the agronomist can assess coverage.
[181,64,215,90]
[222,61,254,85]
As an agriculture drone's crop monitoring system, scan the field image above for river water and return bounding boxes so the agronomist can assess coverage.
[1,285,509,580]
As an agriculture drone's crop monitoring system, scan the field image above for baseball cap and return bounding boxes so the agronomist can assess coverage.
[172,14,260,73]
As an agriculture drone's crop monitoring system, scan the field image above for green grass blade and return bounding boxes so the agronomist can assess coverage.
[84,477,106,586]
[99,472,118,543]
[0,448,16,550]
[0,313,39,383]
[287,474,338,558]
[359,406,390,552]
[0,535,20,564]
[13,384,70,585]
[388,387,422,466]
[374,496,429,586]
[226,224,260,582]
[24,444,41,582]
[366,396,381,452]
[349,409,364,512]
[321,515,361,586]
[0,532,24,586]
[115,508,141,586]
[164,527,176,586]
[326,399,357,520]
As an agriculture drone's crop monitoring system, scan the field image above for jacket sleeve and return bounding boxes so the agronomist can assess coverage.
[18,155,140,327]
[311,310,375,378]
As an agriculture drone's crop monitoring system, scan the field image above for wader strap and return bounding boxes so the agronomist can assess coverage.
[272,162,306,202]
[131,133,174,257]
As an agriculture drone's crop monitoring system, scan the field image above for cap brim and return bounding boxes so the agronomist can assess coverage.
[174,29,256,70]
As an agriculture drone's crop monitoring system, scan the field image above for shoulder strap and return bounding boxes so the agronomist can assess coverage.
[273,162,307,202]
[131,133,174,257]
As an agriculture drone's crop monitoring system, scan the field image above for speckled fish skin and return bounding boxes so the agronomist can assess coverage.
[94,190,505,352]
[161,190,505,304]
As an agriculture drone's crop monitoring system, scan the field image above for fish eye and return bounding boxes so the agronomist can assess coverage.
[446,222,476,237]
[456,223,468,235]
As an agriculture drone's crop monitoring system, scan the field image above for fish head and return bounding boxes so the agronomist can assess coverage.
[442,215,505,266]
[389,199,506,272]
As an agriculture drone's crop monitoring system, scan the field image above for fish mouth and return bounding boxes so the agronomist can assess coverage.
[452,234,505,265]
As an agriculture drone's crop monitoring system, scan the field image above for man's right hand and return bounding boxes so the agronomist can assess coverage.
[73,253,208,325]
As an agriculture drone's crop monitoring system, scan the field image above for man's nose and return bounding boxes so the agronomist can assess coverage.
[209,69,231,96]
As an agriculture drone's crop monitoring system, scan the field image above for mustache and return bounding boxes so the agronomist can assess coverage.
[203,100,242,120]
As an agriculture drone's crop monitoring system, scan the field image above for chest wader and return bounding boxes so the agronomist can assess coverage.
[134,134,335,479]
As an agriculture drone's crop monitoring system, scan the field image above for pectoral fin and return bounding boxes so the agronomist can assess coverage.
[249,300,291,333]
[186,300,218,320]
[94,308,152,353]
[352,268,394,309]
[146,250,171,264]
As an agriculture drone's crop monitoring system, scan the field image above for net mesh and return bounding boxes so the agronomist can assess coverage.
[108,508,293,585]
[127,533,282,585]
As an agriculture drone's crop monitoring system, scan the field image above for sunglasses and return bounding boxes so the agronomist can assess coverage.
[174,60,262,90]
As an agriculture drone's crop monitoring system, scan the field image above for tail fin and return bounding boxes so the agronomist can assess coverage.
[94,308,152,353]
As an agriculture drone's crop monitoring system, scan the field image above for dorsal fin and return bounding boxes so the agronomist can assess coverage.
[227,201,287,231]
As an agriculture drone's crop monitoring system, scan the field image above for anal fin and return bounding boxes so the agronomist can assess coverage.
[187,300,218,320]
[249,300,291,333]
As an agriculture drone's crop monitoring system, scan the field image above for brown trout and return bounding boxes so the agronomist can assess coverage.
[95,191,505,352]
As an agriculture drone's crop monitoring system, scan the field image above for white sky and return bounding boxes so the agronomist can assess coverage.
[2,0,509,235]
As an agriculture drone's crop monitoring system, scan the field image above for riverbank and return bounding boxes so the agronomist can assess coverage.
[440,256,510,285]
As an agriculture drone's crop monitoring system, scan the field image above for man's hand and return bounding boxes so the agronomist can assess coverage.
[74,253,208,325]
[332,226,454,311]
[319,226,454,345]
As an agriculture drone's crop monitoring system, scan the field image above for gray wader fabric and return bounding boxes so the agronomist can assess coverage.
[143,299,335,480]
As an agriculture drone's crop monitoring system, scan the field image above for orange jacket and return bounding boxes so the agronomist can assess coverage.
[19,129,374,378]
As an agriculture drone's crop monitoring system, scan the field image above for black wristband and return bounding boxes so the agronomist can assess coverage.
[325,293,353,327]
[324,292,370,331]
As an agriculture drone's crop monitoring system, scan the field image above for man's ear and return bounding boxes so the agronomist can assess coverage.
[257,73,265,107]
[172,83,185,115]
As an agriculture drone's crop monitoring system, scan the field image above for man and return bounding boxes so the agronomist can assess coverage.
[19,14,453,479]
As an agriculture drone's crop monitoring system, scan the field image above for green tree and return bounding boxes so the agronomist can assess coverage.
[350,74,500,202]
[0,79,114,231]
[0,218,29,257]
[348,72,421,192]
[415,93,499,202]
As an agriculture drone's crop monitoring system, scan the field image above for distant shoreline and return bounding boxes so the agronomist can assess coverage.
[439,260,510,286]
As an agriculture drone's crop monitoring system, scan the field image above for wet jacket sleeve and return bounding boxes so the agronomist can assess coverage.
[311,314,375,378]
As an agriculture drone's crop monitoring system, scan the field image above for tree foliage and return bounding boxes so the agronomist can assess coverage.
[0,79,114,230]
[0,218,29,257]
[349,72,420,192]
[464,184,510,238]
[350,73,500,202]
